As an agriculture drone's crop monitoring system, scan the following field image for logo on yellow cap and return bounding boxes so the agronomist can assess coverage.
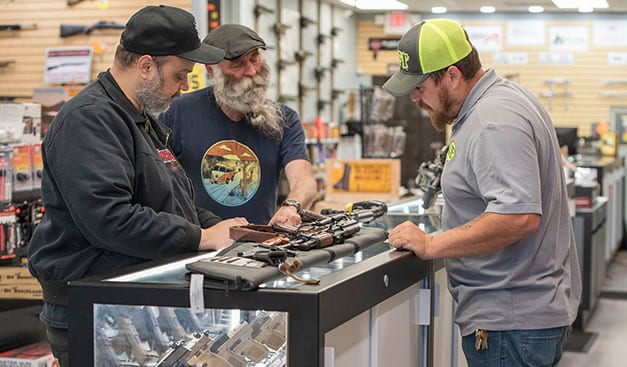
[398,50,410,71]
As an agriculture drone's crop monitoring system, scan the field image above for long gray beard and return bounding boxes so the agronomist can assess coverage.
[211,62,284,139]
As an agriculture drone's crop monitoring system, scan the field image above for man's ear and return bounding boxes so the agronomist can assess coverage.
[446,65,463,85]
[137,55,154,79]
[205,64,214,77]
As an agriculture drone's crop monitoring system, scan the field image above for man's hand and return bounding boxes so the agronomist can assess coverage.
[199,217,248,250]
[388,220,433,259]
[268,206,301,227]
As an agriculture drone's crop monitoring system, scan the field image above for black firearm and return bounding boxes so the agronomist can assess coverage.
[0,23,37,34]
[60,21,125,38]
[415,145,448,209]
[271,200,387,251]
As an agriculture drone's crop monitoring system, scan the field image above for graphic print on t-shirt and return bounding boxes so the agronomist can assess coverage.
[201,140,260,207]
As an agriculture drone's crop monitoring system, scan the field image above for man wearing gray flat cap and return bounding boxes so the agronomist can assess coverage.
[28,7,248,366]
[161,24,317,227]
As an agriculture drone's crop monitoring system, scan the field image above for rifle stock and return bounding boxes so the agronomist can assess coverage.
[60,21,125,38]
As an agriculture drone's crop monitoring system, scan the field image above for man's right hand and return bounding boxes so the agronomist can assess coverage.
[199,217,248,251]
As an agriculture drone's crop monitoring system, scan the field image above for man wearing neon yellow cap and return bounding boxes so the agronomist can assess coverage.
[385,18,581,367]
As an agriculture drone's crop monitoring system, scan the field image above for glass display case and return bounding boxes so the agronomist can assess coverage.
[68,222,437,367]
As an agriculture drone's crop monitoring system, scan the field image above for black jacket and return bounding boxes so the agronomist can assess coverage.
[28,71,220,328]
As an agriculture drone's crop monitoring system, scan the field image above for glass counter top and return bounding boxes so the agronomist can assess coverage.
[105,240,395,287]
[105,197,442,288]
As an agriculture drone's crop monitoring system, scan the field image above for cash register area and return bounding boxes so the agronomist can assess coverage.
[558,249,627,367]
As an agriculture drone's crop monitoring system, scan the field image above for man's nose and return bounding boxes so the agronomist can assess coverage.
[242,61,257,77]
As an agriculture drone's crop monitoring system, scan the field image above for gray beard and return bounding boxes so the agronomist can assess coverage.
[211,62,284,139]
[136,69,173,116]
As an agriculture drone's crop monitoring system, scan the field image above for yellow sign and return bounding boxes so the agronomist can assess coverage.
[183,64,206,94]
[325,159,400,202]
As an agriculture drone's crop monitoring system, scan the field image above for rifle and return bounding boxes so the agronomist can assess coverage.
[0,23,37,35]
[270,200,387,251]
[60,21,125,38]
[415,145,448,209]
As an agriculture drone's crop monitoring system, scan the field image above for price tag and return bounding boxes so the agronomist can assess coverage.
[189,273,205,313]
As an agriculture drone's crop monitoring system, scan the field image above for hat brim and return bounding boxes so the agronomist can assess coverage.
[178,43,225,64]
[382,71,430,97]
[224,44,266,60]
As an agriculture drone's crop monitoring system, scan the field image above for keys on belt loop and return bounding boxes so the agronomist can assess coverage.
[474,329,489,351]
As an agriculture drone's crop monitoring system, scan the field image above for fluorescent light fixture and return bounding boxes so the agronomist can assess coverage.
[480,6,496,13]
[528,5,545,13]
[578,6,594,12]
[551,0,608,9]
[340,0,408,10]
[431,6,447,14]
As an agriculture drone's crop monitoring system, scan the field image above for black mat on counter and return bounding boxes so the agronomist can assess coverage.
[564,329,598,353]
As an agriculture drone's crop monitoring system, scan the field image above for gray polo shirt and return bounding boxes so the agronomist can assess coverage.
[441,69,582,336]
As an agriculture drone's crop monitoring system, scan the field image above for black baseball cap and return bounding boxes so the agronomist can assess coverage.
[120,5,225,64]
[203,24,266,60]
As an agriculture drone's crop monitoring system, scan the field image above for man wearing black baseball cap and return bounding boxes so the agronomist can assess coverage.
[385,19,581,367]
[28,6,246,366]
[160,24,317,227]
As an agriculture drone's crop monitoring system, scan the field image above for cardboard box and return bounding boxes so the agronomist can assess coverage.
[0,341,56,367]
[0,266,38,284]
[324,159,401,203]
[0,283,42,300]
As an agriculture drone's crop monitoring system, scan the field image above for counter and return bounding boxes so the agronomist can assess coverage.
[67,213,440,367]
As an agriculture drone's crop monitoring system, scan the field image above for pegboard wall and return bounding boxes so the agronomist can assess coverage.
[357,14,627,137]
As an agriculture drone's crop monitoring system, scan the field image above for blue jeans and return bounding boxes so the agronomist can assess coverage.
[461,326,570,367]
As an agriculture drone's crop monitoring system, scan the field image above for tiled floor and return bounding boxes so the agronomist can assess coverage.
[557,250,627,367]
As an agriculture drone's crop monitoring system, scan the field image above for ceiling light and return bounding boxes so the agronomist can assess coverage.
[431,6,447,14]
[480,6,496,13]
[340,0,409,10]
[528,5,545,13]
[578,6,594,12]
[551,0,608,9]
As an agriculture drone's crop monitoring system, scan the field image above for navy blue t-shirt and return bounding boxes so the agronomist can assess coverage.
[160,87,309,224]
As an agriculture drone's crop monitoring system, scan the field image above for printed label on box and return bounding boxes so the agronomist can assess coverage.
[0,266,38,284]
[0,341,56,367]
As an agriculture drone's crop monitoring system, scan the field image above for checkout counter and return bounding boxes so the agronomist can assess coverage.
[67,197,444,367]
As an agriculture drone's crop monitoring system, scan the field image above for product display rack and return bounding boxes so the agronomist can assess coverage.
[67,230,437,367]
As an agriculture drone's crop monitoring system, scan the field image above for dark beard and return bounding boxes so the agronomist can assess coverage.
[418,86,456,132]
[136,68,176,116]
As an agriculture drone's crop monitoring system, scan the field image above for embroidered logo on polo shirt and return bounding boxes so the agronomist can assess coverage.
[446,141,456,161]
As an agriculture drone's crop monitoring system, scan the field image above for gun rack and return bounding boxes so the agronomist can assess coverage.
[541,78,571,111]
[0,60,15,70]
[300,16,316,28]
[278,94,298,103]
